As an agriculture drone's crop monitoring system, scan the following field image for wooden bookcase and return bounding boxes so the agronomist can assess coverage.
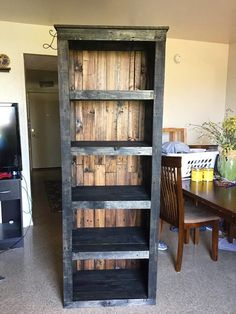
[56,25,168,308]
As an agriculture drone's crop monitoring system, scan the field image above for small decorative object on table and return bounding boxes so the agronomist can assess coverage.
[194,112,236,182]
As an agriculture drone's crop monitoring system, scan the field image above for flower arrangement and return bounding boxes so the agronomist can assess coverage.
[193,112,236,182]
[195,113,236,155]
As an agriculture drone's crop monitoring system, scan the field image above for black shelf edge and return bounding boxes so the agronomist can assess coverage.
[65,298,155,308]
[72,227,149,260]
[72,186,151,209]
[72,269,149,303]
[71,141,152,156]
[70,90,154,100]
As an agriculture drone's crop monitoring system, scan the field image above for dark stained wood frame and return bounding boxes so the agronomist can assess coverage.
[56,25,168,308]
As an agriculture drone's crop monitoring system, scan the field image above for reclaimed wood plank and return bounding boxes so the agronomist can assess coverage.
[71,145,152,156]
[94,161,106,270]
[147,40,166,299]
[57,38,73,305]
[75,102,83,140]
[74,50,83,90]
[83,156,95,270]
[55,25,169,41]
[70,90,154,100]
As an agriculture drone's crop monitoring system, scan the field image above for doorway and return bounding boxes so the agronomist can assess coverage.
[24,54,61,170]
[27,91,60,168]
[24,54,62,222]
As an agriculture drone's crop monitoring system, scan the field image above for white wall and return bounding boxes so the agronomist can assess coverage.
[164,38,229,144]
[226,42,236,112]
[0,21,56,227]
[0,21,230,227]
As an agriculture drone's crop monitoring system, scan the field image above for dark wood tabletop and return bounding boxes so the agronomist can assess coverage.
[182,179,236,223]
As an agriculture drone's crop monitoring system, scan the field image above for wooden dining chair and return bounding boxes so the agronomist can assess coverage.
[160,156,220,272]
[162,127,187,143]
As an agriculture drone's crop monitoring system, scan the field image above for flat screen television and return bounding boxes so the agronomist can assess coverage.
[0,103,22,172]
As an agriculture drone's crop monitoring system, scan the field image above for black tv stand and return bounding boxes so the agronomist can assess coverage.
[0,177,23,250]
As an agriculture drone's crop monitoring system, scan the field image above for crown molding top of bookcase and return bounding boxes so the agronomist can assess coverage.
[55,25,169,41]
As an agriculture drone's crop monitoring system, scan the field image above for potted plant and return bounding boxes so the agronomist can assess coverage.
[195,113,236,182]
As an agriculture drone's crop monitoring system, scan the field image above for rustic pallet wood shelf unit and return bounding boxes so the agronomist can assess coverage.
[56,24,168,308]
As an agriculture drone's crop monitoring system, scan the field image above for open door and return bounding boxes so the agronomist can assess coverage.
[28,91,61,169]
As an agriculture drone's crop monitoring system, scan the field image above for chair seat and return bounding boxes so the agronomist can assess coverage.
[184,202,220,224]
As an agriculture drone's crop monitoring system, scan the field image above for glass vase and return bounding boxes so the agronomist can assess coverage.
[217,150,236,182]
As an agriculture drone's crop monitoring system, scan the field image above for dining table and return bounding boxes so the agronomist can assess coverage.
[182,179,236,241]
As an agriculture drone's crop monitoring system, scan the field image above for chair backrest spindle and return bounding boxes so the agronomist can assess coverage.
[160,156,184,227]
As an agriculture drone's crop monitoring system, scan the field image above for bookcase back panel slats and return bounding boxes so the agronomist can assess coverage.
[72,101,147,142]
[70,50,149,91]
[71,48,149,274]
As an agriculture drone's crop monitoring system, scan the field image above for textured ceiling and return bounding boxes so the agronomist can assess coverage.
[1,0,236,44]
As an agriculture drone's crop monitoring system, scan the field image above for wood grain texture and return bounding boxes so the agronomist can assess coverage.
[68,43,158,278]
[57,25,168,307]
[69,49,148,271]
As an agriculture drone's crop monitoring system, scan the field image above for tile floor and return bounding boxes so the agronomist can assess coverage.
[0,169,236,314]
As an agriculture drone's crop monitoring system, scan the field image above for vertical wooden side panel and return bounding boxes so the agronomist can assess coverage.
[148,39,167,299]
[58,39,72,306]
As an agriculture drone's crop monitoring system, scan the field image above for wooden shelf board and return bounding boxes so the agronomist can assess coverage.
[71,141,152,155]
[72,185,151,209]
[70,90,154,100]
[72,227,149,260]
[73,269,148,302]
